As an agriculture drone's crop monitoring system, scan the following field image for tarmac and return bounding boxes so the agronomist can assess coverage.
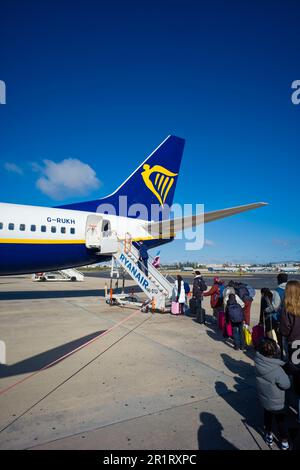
[0,274,299,450]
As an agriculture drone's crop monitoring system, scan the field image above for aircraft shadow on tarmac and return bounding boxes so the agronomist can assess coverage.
[0,289,107,301]
[0,285,143,301]
[0,331,106,378]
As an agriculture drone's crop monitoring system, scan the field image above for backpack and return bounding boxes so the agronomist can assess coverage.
[199,277,207,292]
[236,284,251,301]
[184,281,190,294]
[193,277,207,298]
[212,284,224,307]
[227,301,244,323]
[246,285,255,300]
[219,284,225,300]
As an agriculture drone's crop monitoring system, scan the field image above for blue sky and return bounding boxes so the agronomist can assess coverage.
[1,0,299,263]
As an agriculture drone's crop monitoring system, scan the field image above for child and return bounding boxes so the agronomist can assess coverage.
[254,337,291,449]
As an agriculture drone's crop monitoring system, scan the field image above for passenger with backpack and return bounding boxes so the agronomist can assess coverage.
[225,293,245,350]
[203,277,224,322]
[223,284,244,309]
[191,271,207,324]
[235,282,255,326]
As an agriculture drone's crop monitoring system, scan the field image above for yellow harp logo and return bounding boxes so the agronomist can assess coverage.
[141,164,178,207]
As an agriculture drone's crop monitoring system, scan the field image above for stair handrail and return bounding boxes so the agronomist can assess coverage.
[124,243,173,296]
[124,232,132,254]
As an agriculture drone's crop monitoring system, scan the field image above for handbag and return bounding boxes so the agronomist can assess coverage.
[243,324,252,346]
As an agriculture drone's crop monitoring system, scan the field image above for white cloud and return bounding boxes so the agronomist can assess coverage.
[35,158,101,200]
[204,239,215,247]
[4,162,23,175]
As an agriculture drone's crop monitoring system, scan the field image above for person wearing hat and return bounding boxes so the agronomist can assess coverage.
[203,277,224,322]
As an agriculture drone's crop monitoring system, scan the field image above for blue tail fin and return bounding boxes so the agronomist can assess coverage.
[57,135,185,221]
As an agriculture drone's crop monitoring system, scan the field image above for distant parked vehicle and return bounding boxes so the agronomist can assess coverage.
[32,269,84,282]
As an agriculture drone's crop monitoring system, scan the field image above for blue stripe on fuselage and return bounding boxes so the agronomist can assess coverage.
[0,243,104,275]
[0,237,174,275]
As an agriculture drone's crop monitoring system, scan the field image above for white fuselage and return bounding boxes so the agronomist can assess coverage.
[0,202,153,275]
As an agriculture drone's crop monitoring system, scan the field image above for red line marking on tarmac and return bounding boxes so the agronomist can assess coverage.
[0,308,141,397]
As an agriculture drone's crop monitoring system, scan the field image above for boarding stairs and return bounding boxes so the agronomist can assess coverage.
[113,239,173,311]
[85,214,174,310]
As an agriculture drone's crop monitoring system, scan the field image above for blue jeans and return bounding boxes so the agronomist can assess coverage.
[232,322,244,349]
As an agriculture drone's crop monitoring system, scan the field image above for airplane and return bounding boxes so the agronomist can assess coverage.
[245,266,269,272]
[207,266,241,273]
[0,135,268,276]
[280,266,300,274]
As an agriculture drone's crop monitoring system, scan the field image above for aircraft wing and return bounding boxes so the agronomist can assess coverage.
[144,202,268,238]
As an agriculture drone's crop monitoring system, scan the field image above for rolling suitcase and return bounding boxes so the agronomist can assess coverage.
[252,324,264,349]
[171,301,180,315]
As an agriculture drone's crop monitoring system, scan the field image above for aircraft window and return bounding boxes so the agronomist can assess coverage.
[20,224,26,231]
[70,228,75,235]
[41,225,46,233]
[61,227,66,234]
[31,225,36,232]
[8,223,14,230]
[51,226,56,233]
[0,222,3,230]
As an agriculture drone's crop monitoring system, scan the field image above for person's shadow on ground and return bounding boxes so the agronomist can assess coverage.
[197,412,238,450]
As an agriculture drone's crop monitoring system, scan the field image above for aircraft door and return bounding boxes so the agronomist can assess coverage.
[102,219,111,236]
[85,214,103,249]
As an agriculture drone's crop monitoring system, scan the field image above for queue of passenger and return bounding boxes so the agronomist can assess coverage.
[255,275,300,450]
[171,271,300,450]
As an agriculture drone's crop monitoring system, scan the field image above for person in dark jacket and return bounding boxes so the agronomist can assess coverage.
[254,337,290,449]
[260,288,279,341]
[192,271,207,298]
[192,271,207,324]
[138,241,149,276]
[280,280,300,423]
[260,288,273,324]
